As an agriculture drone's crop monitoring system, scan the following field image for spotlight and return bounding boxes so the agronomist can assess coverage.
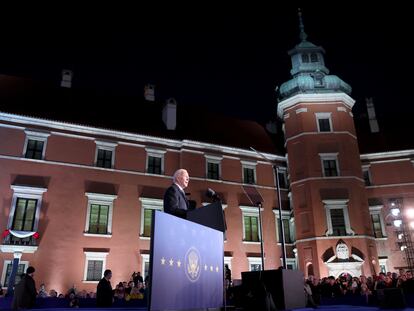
[410,221,414,229]
[398,233,404,240]
[393,220,402,227]
[401,245,407,251]
[391,208,400,216]
[407,209,414,219]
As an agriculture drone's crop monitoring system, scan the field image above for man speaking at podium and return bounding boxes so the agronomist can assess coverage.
[163,169,191,219]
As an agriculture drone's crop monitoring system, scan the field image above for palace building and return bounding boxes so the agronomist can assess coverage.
[1,18,413,294]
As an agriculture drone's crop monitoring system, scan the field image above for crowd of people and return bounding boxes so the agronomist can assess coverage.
[2,267,149,309]
[304,270,414,307]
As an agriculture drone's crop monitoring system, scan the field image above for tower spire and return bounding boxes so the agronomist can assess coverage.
[298,8,308,42]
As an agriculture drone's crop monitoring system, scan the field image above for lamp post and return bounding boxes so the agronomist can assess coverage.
[250,147,287,269]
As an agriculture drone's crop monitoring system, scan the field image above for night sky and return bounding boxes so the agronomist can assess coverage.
[0,4,411,133]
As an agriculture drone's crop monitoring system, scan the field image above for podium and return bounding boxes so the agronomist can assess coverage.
[149,202,225,311]
[187,201,226,233]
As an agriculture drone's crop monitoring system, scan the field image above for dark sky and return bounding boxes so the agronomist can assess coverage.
[0,4,411,131]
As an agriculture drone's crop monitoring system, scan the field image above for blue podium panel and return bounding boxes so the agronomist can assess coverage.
[149,211,224,311]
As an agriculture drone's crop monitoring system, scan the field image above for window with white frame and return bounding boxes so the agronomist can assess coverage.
[23,130,50,160]
[240,206,262,243]
[83,251,108,282]
[315,112,332,132]
[139,197,163,238]
[141,254,150,280]
[1,260,28,288]
[7,185,47,241]
[248,257,262,271]
[84,193,117,237]
[369,205,386,238]
[95,141,117,169]
[241,161,257,184]
[205,155,222,180]
[323,199,354,236]
[319,153,340,177]
[379,258,388,273]
[224,256,232,271]
[277,168,288,189]
[281,258,297,270]
[273,210,295,244]
[362,166,372,186]
[146,148,166,175]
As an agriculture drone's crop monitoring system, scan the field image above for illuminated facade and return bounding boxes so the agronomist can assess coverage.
[1,16,414,294]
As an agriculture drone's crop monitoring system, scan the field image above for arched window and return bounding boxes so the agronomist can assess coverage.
[310,53,318,62]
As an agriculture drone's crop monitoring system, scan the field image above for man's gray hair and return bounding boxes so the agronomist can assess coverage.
[173,169,185,182]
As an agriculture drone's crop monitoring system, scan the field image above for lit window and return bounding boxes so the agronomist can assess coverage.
[242,161,257,184]
[323,199,354,236]
[1,260,28,288]
[6,185,47,246]
[84,193,117,237]
[369,205,386,238]
[139,198,163,238]
[240,206,262,243]
[83,251,108,283]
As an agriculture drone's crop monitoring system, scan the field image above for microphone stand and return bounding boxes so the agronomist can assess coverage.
[250,147,287,269]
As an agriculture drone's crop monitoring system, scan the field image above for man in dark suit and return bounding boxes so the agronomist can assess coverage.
[96,269,113,307]
[164,169,191,219]
[12,266,37,310]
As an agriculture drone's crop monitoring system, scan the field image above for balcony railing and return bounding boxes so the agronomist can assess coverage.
[2,234,37,246]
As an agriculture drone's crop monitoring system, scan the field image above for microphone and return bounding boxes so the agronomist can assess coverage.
[206,188,219,200]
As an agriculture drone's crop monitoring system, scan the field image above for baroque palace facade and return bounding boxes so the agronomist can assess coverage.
[1,26,414,293]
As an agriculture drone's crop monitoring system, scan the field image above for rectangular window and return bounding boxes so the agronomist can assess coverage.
[278,218,292,243]
[363,169,372,186]
[86,260,103,281]
[12,198,37,231]
[88,204,109,234]
[318,118,331,132]
[143,209,153,237]
[96,149,113,168]
[25,139,44,160]
[323,159,338,177]
[244,215,259,242]
[278,171,287,189]
[147,156,162,174]
[330,209,346,236]
[371,214,384,238]
[207,162,220,180]
[4,263,26,287]
[243,168,255,184]
[250,264,262,271]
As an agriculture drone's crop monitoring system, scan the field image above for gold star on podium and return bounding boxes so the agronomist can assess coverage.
[161,257,166,265]
[210,265,213,272]
[177,260,181,268]
[169,258,174,266]
[216,266,219,272]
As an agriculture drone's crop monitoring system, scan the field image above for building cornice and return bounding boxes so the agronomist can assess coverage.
[0,245,38,254]
[277,93,355,118]
[360,149,414,161]
[0,112,285,162]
